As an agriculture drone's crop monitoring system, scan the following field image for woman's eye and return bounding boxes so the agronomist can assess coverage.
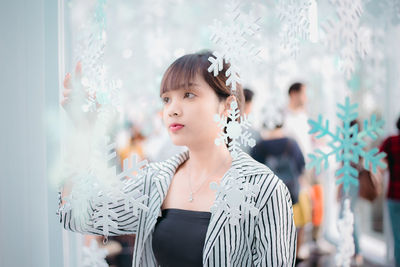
[162,97,170,104]
[184,92,195,99]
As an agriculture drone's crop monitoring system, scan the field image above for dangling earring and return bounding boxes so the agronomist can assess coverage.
[214,99,256,158]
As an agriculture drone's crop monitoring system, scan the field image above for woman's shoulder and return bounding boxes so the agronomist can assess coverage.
[144,149,189,182]
[147,150,187,169]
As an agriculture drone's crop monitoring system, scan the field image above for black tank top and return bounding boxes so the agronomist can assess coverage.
[152,209,211,267]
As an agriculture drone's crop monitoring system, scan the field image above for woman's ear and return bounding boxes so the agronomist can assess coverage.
[222,95,236,117]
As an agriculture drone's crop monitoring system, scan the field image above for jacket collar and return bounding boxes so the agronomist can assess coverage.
[150,148,268,183]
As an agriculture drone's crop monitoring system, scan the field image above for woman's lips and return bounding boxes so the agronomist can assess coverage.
[169,123,184,132]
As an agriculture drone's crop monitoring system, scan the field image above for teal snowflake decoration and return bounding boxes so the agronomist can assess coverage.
[307,97,387,193]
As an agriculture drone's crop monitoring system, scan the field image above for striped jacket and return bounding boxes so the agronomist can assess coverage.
[60,150,296,266]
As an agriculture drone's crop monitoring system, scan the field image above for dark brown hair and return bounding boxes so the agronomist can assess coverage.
[160,50,244,113]
[397,116,400,131]
[288,82,304,96]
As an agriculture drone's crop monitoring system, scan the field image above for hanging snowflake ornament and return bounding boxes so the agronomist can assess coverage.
[121,185,149,216]
[118,153,148,180]
[335,199,355,267]
[214,100,256,158]
[210,168,259,226]
[87,153,149,239]
[92,137,150,218]
[82,239,109,267]
[60,134,149,233]
[89,135,119,188]
[207,0,261,91]
[322,0,372,79]
[74,0,122,113]
[363,30,387,97]
[60,173,99,225]
[277,0,312,58]
[307,97,387,193]
[92,193,119,238]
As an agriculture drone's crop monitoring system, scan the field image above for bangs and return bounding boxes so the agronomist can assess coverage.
[160,54,206,96]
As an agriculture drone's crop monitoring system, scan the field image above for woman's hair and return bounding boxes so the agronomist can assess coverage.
[160,50,244,113]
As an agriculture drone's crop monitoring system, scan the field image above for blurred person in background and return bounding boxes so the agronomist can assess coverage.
[380,116,400,267]
[284,82,333,259]
[243,88,255,115]
[118,121,147,162]
[283,82,312,158]
[251,109,304,205]
[250,109,306,265]
[239,88,261,154]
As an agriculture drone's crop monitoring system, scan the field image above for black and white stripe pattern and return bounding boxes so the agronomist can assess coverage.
[59,150,296,266]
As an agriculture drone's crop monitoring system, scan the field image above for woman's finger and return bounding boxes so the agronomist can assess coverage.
[63,73,72,89]
[63,88,72,97]
[75,61,82,80]
[60,97,69,107]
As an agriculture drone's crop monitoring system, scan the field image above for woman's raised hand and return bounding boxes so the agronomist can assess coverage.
[61,61,82,108]
[61,62,96,129]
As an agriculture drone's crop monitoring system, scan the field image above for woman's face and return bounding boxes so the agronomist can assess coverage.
[161,74,226,148]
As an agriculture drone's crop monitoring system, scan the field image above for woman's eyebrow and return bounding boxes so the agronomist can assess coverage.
[187,83,200,89]
[160,92,169,97]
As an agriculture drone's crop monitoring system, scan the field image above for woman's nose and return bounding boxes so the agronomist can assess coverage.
[168,100,182,117]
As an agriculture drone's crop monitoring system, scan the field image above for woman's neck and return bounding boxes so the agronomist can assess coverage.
[184,143,232,180]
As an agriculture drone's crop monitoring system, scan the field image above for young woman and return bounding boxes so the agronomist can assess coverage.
[59,51,296,266]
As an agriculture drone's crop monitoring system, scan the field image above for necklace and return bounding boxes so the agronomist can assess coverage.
[187,173,210,202]
[186,157,231,202]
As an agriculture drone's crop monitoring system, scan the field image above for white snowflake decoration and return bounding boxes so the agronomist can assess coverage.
[322,0,372,79]
[89,135,119,187]
[210,168,259,226]
[61,173,99,225]
[82,239,109,267]
[363,30,387,97]
[89,138,149,238]
[60,135,149,237]
[214,100,256,158]
[277,0,312,58]
[122,185,149,216]
[106,173,150,217]
[58,0,151,240]
[207,0,261,91]
[74,1,122,112]
[92,193,119,238]
[118,154,148,180]
[335,199,355,267]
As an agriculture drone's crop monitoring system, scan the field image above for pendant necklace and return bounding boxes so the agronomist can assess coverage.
[187,157,230,202]
[187,172,210,202]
